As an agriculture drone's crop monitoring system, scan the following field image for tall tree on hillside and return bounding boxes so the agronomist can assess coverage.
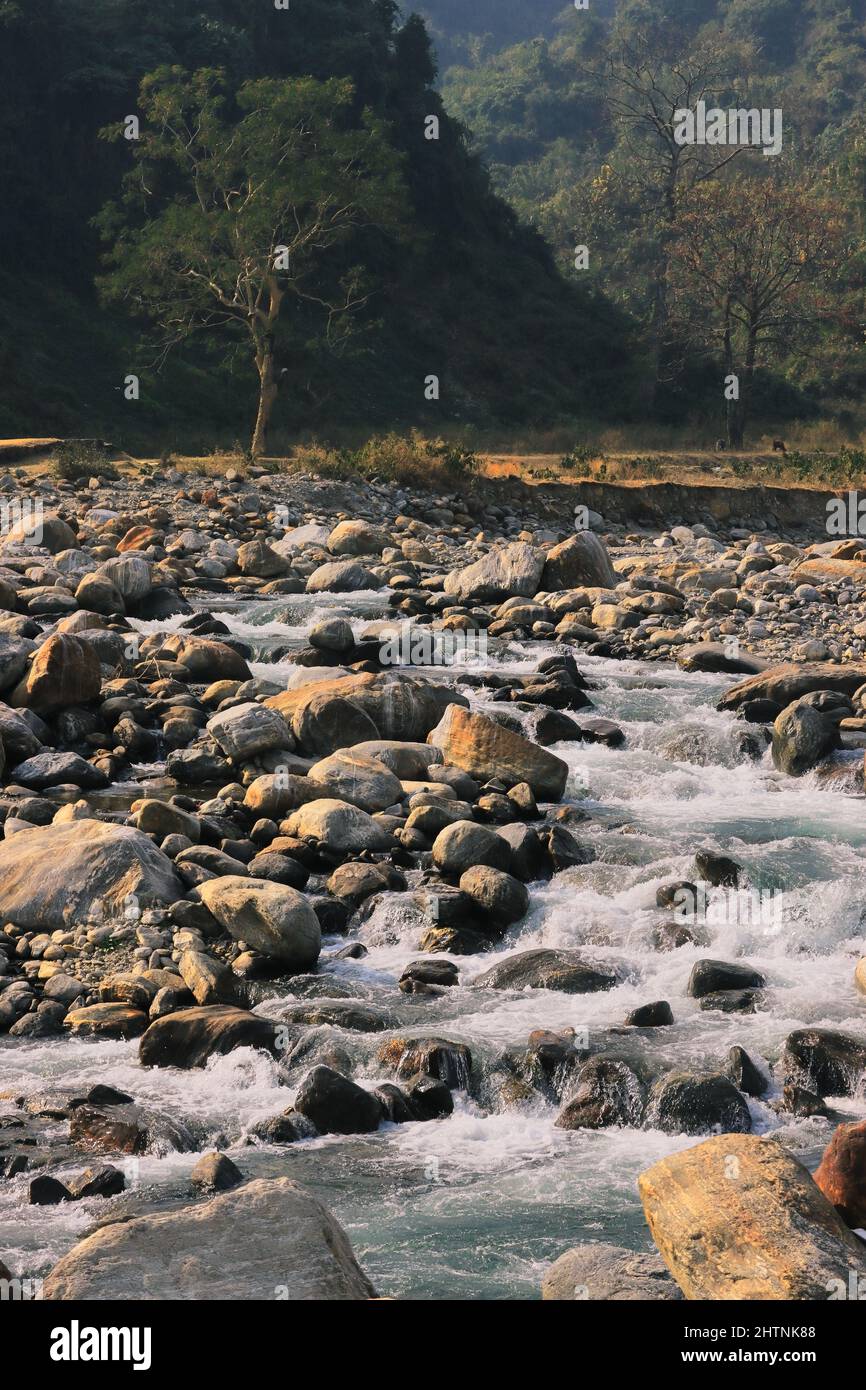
[669,174,850,445]
[599,7,755,403]
[96,66,408,454]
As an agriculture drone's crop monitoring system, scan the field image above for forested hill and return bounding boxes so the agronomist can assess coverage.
[0,0,633,447]
[438,0,866,436]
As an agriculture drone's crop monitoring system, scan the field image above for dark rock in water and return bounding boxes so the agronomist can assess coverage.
[419,924,491,955]
[191,1152,243,1192]
[678,643,767,676]
[725,1046,768,1098]
[694,850,741,887]
[293,1066,383,1135]
[84,1084,134,1107]
[719,662,866,714]
[42,1177,376,1301]
[64,1003,149,1039]
[279,1000,398,1033]
[739,698,783,724]
[137,587,192,620]
[166,745,233,785]
[29,1175,72,1205]
[814,1117,866,1228]
[373,1083,415,1124]
[698,988,764,1014]
[472,949,616,994]
[332,941,367,960]
[687,959,765,998]
[377,1036,472,1089]
[555,1056,645,1130]
[249,1110,303,1144]
[495,823,547,881]
[534,709,584,746]
[781,1028,866,1097]
[625,1000,674,1027]
[652,920,703,952]
[543,824,595,871]
[139,1006,279,1070]
[526,1027,581,1077]
[778,1084,828,1118]
[656,880,697,909]
[68,1165,126,1199]
[404,1073,454,1120]
[398,959,459,989]
[572,717,625,747]
[309,895,352,935]
[542,1243,682,1301]
[69,1104,196,1155]
[648,1072,752,1135]
[772,698,839,776]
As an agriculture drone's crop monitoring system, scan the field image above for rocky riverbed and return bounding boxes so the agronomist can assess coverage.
[1,454,865,1300]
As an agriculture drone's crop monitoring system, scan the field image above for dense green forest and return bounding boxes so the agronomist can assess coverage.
[0,0,631,449]
[441,0,866,440]
[1,0,864,451]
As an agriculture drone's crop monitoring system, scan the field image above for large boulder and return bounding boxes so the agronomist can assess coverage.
[293,1066,383,1135]
[444,541,544,604]
[648,1072,751,1135]
[772,699,839,776]
[98,555,153,606]
[428,704,568,800]
[541,533,616,591]
[306,560,379,593]
[266,671,463,754]
[198,877,321,968]
[139,1006,279,1069]
[0,635,37,693]
[814,1118,866,1229]
[307,750,401,812]
[431,820,512,875]
[18,634,101,713]
[158,634,251,681]
[42,1178,376,1300]
[472,949,616,994]
[638,1133,866,1299]
[10,750,109,791]
[542,1243,682,1301]
[0,820,182,929]
[282,799,393,853]
[781,1027,866,1097]
[244,772,321,820]
[327,520,390,556]
[206,702,292,760]
[718,662,866,713]
[3,511,76,553]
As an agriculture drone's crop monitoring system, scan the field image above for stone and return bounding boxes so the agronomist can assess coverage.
[772,699,839,776]
[555,1057,644,1129]
[139,1006,279,1069]
[459,865,529,926]
[68,1165,126,1199]
[293,1066,383,1135]
[541,532,616,590]
[29,1175,72,1205]
[648,1072,752,1135]
[687,959,765,998]
[307,750,401,812]
[306,560,379,593]
[444,541,544,604]
[267,671,462,753]
[10,750,108,790]
[64,1004,149,1039]
[0,820,181,929]
[781,1027,866,1097]
[719,662,866,713]
[638,1133,866,1299]
[431,820,512,875]
[178,949,239,1006]
[21,634,101,713]
[472,949,616,994]
[42,1178,376,1300]
[69,1104,194,1155]
[158,634,251,681]
[327,520,390,556]
[283,799,392,854]
[376,1036,472,1088]
[813,1118,866,1228]
[542,1243,682,1301]
[428,704,568,801]
[190,1152,243,1193]
[198,877,321,969]
[206,702,292,760]
[403,1073,454,1120]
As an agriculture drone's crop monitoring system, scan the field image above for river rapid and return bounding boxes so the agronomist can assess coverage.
[3,589,866,1299]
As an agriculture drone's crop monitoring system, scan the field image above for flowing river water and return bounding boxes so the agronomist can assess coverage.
[2,589,866,1299]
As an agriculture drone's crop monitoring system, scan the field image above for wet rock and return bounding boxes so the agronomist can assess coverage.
[68,1165,126,1199]
[428,704,568,801]
[458,865,529,927]
[719,662,866,713]
[377,1036,472,1088]
[69,1104,195,1155]
[698,988,763,1014]
[398,959,459,990]
[778,1084,828,1118]
[772,699,839,776]
[694,850,741,888]
[278,1000,398,1033]
[543,824,595,871]
[29,1175,72,1205]
[639,1133,866,1299]
[373,1083,415,1124]
[781,1027,866,1097]
[199,876,321,969]
[294,1066,383,1135]
[191,1152,243,1193]
[648,1071,752,1135]
[403,1072,453,1120]
[431,820,511,876]
[725,1045,768,1097]
[42,1177,376,1300]
[542,1243,682,1301]
[687,959,765,998]
[624,1001,674,1027]
[556,1057,644,1130]
[472,949,616,994]
[10,750,108,791]
[139,1005,279,1070]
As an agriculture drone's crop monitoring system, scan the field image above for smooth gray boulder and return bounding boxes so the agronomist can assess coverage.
[206,702,292,760]
[199,876,321,968]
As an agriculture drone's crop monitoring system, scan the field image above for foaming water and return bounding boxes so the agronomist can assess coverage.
[4,600,866,1299]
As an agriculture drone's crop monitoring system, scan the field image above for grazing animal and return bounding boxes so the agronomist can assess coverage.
[772,439,787,453]
[715,438,727,451]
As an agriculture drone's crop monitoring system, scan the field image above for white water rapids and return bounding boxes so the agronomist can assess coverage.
[2,592,865,1298]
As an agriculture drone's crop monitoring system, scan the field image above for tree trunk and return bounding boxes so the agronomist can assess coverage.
[251,347,277,457]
